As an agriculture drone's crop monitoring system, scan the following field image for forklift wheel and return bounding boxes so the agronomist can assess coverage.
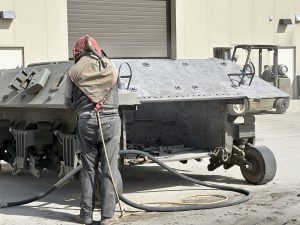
[275,98,287,114]
[241,146,276,185]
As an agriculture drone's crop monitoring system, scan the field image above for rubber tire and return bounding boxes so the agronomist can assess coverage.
[275,98,287,114]
[241,146,276,185]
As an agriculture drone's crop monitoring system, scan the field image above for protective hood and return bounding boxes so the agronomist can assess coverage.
[68,35,118,109]
[73,35,102,63]
[67,55,118,106]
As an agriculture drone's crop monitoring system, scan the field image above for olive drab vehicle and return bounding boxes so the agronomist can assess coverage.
[0,58,286,184]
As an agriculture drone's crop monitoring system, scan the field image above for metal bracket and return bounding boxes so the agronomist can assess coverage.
[54,130,79,177]
[207,147,232,171]
[8,68,51,95]
[9,122,53,176]
[227,145,248,168]
[208,145,249,171]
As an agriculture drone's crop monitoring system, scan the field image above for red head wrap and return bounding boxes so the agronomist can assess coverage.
[73,35,102,62]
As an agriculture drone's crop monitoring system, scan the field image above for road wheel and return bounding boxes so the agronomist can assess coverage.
[241,146,276,185]
[275,98,287,114]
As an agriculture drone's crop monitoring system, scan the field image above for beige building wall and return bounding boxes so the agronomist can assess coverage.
[207,0,230,53]
[253,0,275,44]
[174,0,300,75]
[0,0,68,67]
[1,0,299,75]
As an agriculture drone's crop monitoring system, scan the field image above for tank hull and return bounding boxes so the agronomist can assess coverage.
[0,59,284,184]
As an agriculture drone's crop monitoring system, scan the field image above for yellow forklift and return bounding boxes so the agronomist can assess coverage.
[231,45,291,114]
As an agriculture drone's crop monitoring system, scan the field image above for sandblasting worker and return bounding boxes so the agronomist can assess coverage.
[64,35,121,225]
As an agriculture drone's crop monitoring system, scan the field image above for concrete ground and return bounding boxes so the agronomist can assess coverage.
[0,100,300,225]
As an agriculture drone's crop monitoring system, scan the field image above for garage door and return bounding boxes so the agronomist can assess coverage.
[67,0,170,58]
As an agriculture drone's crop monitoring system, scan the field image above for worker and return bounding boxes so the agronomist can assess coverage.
[64,35,122,225]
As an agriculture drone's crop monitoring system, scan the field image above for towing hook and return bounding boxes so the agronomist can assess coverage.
[210,147,232,163]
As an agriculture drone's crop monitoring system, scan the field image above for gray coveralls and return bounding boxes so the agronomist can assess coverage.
[65,76,121,220]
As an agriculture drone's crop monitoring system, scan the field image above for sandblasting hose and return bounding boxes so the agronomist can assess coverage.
[0,149,252,211]
[0,165,82,208]
[119,150,252,211]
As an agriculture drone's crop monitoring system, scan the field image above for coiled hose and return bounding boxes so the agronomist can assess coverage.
[0,150,252,210]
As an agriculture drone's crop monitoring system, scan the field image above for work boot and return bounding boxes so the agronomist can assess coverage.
[100,215,119,225]
[71,214,93,225]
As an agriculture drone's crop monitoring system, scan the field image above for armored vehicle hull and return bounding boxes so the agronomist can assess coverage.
[0,58,286,184]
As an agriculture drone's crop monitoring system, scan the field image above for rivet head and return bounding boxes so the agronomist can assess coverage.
[47,93,54,100]
[130,87,137,92]
[143,62,150,67]
[192,85,199,90]
[174,85,182,90]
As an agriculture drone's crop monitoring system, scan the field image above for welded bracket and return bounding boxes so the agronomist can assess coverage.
[54,130,79,177]
[208,147,232,171]
[224,145,248,169]
[208,145,249,171]
[9,122,53,176]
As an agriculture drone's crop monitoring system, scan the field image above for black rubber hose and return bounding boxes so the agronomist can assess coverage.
[0,165,82,208]
[119,150,252,212]
[0,150,252,211]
